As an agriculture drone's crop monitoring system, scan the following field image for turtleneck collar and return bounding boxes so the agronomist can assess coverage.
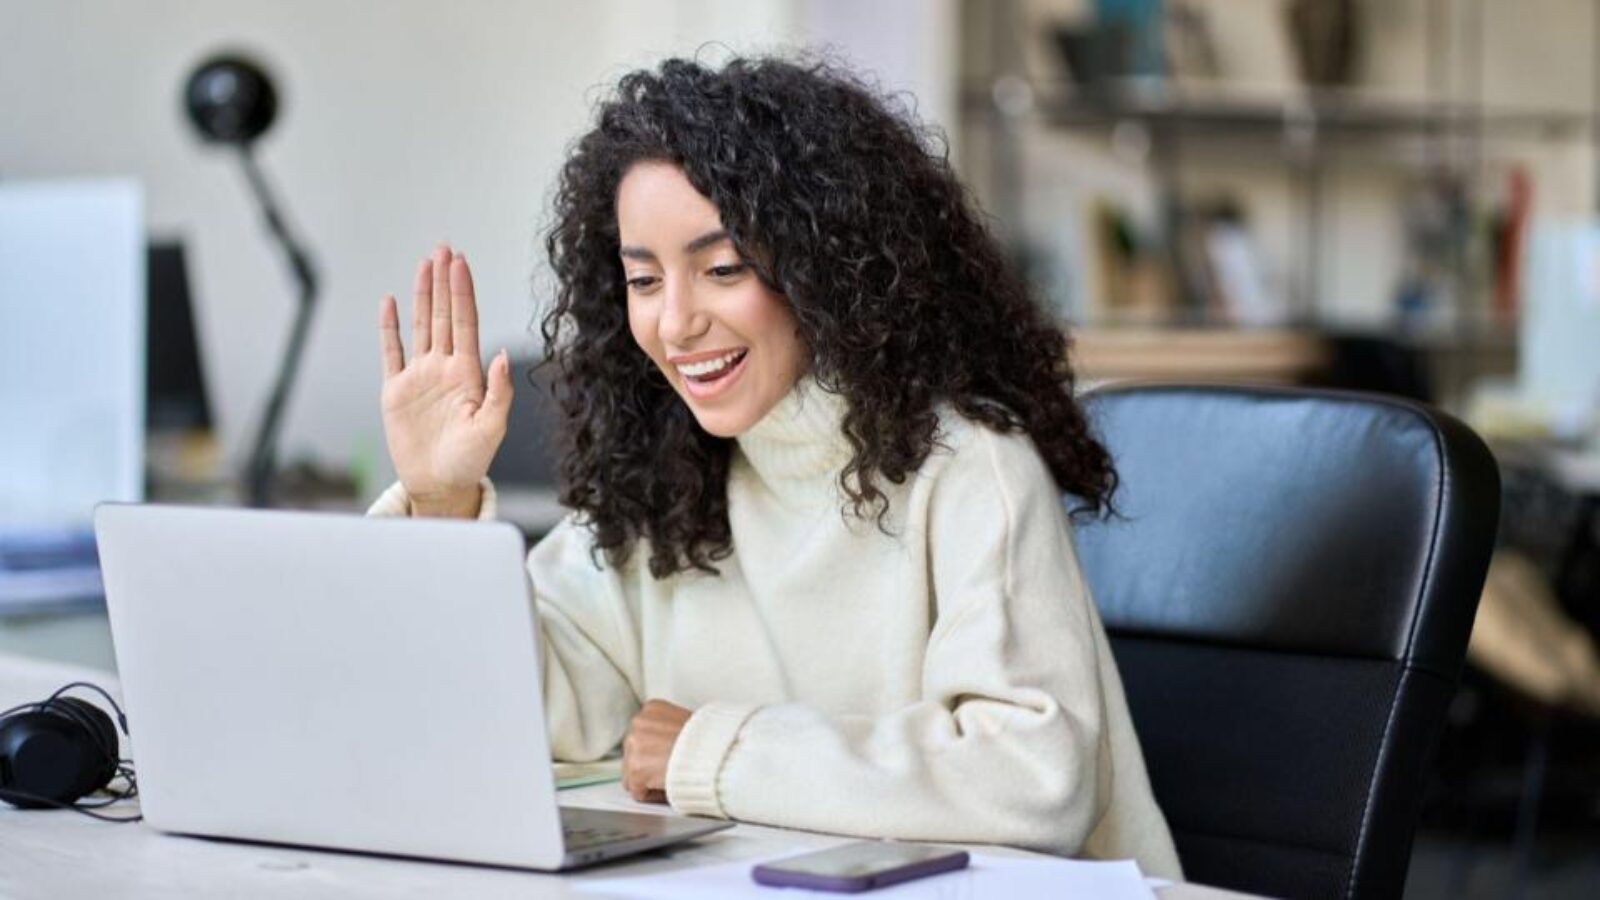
[734,376,853,490]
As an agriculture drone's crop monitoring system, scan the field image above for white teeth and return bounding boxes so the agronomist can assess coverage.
[675,350,744,378]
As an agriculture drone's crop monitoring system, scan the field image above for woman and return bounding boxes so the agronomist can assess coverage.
[370,56,1180,876]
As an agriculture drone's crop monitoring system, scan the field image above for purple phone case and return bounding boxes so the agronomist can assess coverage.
[751,848,970,893]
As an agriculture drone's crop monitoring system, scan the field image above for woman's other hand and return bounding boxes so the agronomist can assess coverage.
[378,244,513,518]
[622,699,692,804]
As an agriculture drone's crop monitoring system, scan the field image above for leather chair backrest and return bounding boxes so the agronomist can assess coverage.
[1073,385,1499,899]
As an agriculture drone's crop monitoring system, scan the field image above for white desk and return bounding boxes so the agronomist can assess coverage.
[0,654,1247,899]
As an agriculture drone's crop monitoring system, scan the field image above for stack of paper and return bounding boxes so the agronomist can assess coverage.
[555,757,623,790]
[0,526,104,614]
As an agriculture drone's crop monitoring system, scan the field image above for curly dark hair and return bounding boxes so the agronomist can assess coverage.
[540,54,1115,578]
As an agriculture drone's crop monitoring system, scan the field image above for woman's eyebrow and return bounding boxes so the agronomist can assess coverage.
[618,229,730,261]
[683,229,730,254]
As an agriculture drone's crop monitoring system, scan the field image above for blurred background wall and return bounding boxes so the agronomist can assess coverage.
[0,0,954,495]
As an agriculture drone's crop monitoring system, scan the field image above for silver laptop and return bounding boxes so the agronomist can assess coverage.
[93,503,731,870]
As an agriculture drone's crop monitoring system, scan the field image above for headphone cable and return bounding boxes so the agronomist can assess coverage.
[0,786,142,823]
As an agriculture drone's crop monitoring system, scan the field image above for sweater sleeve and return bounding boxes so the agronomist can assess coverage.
[524,516,645,762]
[663,426,1114,857]
[367,481,642,761]
[365,478,499,520]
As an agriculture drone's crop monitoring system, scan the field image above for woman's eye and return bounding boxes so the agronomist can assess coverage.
[708,263,747,279]
[626,275,660,291]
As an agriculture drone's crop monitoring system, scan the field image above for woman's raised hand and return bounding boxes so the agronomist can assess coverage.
[378,244,513,518]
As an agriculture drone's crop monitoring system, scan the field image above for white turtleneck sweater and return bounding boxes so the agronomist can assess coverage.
[369,380,1181,877]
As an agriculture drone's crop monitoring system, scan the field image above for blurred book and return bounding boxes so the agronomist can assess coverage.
[1178,199,1287,327]
[1090,202,1176,324]
[146,242,212,432]
[1205,219,1281,326]
[1491,166,1532,322]
[0,526,103,615]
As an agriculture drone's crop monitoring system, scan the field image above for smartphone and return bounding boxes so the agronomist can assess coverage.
[751,841,970,893]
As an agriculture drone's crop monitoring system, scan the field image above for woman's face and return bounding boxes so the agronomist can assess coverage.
[617,161,807,438]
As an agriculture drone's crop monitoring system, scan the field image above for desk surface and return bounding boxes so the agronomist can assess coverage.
[0,654,1247,899]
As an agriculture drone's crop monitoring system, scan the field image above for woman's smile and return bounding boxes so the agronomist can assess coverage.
[673,348,750,398]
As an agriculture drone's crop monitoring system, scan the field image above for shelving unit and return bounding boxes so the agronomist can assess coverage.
[1013,79,1596,140]
[957,0,1600,405]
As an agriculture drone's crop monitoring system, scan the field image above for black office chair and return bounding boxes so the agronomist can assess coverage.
[1072,384,1500,900]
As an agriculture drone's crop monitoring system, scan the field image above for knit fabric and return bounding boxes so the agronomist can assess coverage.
[369,379,1181,877]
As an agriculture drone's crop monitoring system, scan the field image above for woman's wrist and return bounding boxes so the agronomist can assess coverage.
[410,484,482,519]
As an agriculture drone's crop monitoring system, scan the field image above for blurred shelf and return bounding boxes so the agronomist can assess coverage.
[1400,320,1520,354]
[968,77,1599,141]
[962,4,1571,407]
[1072,326,1331,383]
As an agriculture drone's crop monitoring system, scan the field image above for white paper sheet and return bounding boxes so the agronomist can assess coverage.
[576,852,1156,900]
[555,757,623,790]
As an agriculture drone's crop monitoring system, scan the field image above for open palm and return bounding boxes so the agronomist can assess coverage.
[378,245,513,517]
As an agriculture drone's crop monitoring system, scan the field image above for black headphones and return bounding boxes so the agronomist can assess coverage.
[0,682,141,822]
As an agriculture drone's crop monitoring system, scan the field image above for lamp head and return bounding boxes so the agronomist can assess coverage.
[184,55,277,144]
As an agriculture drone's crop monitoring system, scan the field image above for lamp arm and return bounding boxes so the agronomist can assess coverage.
[238,144,319,507]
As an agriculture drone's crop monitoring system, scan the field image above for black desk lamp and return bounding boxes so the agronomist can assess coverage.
[183,55,319,507]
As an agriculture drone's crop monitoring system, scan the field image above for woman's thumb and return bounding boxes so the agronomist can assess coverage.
[482,350,514,422]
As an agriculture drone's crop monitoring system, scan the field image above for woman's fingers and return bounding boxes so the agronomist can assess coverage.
[379,294,405,377]
[431,244,453,354]
[411,258,433,353]
[450,252,480,362]
[621,730,641,798]
[401,246,478,361]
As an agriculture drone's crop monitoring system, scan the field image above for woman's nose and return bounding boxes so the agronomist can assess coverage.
[658,277,709,345]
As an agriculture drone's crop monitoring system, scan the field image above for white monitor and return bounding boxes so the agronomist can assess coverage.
[0,179,145,528]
